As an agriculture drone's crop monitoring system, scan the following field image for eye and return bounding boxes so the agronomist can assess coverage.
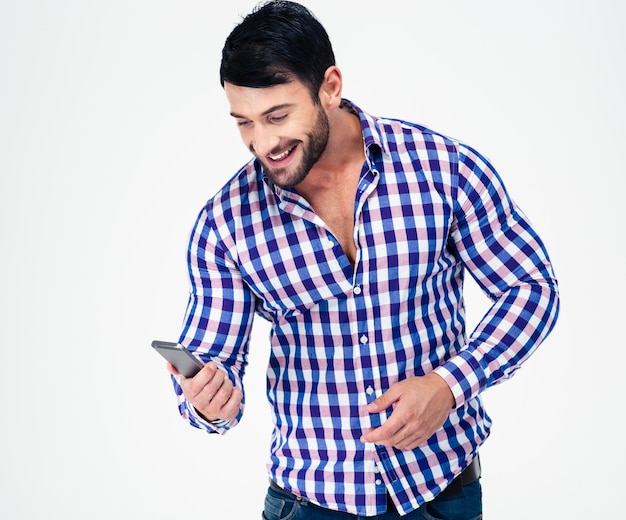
[236,119,252,127]
[269,114,288,124]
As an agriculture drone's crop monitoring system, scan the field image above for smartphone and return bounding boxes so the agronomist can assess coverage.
[151,340,205,378]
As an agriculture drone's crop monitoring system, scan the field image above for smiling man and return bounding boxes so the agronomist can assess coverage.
[164,2,560,519]
[230,87,333,189]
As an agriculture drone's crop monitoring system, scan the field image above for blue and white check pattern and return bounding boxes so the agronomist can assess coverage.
[172,100,559,516]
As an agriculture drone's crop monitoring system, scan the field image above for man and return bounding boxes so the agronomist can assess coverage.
[166,1,559,518]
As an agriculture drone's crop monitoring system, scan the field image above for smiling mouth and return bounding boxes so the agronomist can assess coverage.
[268,144,297,162]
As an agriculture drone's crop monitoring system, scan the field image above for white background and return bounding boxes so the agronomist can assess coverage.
[1,0,623,518]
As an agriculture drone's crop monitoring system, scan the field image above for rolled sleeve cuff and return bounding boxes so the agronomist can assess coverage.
[433,351,487,409]
[185,402,236,435]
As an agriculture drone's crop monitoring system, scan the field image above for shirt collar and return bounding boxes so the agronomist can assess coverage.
[340,98,389,159]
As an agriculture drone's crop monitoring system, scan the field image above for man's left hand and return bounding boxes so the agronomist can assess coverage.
[360,373,455,451]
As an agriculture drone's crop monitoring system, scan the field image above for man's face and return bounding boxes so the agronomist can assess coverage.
[225,80,329,188]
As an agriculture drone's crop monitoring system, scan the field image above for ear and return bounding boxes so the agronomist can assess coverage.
[318,66,343,109]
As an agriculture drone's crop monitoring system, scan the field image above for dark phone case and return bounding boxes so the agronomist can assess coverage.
[151,340,204,378]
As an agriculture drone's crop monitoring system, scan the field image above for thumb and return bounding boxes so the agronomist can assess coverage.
[366,386,398,413]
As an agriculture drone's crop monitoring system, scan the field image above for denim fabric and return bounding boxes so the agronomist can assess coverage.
[419,480,482,520]
[261,480,482,520]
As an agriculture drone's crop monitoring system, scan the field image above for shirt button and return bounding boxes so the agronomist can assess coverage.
[374,465,380,474]
[366,386,374,396]
[353,285,362,295]
[360,335,368,344]
[376,479,383,486]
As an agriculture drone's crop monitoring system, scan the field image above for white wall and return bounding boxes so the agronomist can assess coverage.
[1,0,623,517]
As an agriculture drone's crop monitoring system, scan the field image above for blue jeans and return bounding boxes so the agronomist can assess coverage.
[261,480,482,520]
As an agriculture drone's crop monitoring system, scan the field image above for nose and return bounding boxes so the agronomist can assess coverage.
[251,124,280,157]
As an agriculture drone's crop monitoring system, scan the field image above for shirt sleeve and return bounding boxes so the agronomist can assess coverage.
[433,144,560,407]
[172,205,256,434]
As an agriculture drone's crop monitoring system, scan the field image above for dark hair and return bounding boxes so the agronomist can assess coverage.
[219,1,335,101]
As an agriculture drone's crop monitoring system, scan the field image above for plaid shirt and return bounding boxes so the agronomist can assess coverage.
[173,100,559,516]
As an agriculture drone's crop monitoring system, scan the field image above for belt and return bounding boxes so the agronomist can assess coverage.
[386,456,481,512]
[436,455,481,498]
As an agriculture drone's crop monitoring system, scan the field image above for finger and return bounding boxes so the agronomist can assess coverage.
[360,414,404,445]
[218,387,243,421]
[362,420,426,449]
[397,434,425,451]
[198,378,239,421]
[365,386,399,413]
[205,374,234,409]
[194,361,220,384]
[391,424,425,451]
[166,362,180,377]
[190,367,227,403]
[168,360,216,387]
[183,362,220,397]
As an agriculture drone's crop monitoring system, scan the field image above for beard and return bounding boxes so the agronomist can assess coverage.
[254,106,330,189]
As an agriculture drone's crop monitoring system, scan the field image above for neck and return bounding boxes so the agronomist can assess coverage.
[299,105,364,191]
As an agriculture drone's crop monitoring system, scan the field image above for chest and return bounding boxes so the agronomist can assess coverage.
[233,175,455,320]
[308,192,358,267]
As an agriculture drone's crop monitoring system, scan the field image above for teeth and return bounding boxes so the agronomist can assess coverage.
[270,146,294,161]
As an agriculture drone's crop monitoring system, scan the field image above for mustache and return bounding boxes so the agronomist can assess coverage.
[250,140,300,157]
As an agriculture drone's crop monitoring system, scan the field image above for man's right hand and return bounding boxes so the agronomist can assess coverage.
[168,361,243,422]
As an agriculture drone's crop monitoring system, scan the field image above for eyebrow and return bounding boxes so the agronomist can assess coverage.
[230,103,295,119]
